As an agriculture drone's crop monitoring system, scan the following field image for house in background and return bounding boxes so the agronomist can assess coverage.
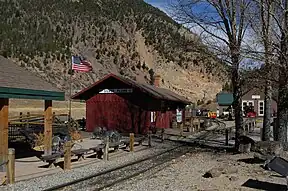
[216,88,277,117]
[216,91,234,116]
[72,73,190,134]
[241,89,277,117]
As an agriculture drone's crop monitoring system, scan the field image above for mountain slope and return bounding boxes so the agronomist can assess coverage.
[0,0,228,102]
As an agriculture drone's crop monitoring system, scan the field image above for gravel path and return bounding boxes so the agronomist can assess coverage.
[0,141,181,191]
[104,149,288,191]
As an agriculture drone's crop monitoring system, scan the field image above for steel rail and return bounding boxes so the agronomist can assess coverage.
[43,144,184,191]
[94,153,181,191]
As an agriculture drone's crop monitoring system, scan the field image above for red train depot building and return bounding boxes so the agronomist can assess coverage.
[72,73,190,134]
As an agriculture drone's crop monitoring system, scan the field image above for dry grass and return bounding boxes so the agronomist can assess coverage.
[8,99,86,119]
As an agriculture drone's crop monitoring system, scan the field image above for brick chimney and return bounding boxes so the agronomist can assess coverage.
[154,74,161,87]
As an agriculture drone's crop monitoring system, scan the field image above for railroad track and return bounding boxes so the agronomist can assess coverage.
[194,119,227,139]
[190,118,235,148]
[43,145,190,191]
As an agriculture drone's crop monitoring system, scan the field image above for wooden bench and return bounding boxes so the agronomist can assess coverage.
[109,141,122,150]
[71,149,90,161]
[121,137,145,148]
[41,153,63,168]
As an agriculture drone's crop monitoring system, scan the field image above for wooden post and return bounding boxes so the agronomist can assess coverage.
[129,133,134,152]
[180,123,183,136]
[26,112,30,128]
[161,129,165,142]
[7,148,15,184]
[248,121,251,133]
[64,141,71,171]
[0,98,9,172]
[103,136,109,161]
[44,100,53,156]
[225,129,229,146]
[19,112,23,122]
[148,131,152,147]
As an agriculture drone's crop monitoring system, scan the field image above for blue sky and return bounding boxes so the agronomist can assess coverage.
[144,0,168,11]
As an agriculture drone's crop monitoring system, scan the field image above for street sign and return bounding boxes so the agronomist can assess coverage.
[99,88,133,94]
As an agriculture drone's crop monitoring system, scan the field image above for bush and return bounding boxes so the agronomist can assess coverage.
[197,100,204,106]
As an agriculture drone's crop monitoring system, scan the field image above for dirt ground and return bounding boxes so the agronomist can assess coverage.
[8,99,86,119]
[107,148,287,191]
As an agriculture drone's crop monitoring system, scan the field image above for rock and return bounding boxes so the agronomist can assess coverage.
[229,176,238,181]
[239,143,251,153]
[239,135,255,145]
[253,141,283,160]
[203,167,224,178]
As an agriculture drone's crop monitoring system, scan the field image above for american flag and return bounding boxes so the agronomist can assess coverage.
[72,56,93,72]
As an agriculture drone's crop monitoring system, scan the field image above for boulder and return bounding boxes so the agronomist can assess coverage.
[238,135,255,153]
[239,143,251,153]
[239,135,256,146]
[253,141,283,166]
[253,141,283,156]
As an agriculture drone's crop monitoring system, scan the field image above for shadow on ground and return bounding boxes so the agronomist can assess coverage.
[242,179,287,191]
[238,158,264,164]
[177,139,236,154]
[9,141,42,159]
[38,158,80,169]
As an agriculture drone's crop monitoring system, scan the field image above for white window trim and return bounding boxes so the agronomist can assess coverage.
[258,100,264,117]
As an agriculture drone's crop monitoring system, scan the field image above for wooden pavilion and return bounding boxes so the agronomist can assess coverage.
[0,56,65,172]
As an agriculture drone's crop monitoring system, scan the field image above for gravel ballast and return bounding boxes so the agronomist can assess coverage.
[103,151,288,191]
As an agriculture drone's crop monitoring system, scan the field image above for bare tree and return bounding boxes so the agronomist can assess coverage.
[170,0,251,150]
[275,0,288,142]
[260,0,273,141]
[242,0,288,142]
[249,0,274,141]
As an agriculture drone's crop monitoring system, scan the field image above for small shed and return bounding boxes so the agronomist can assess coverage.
[0,56,65,171]
[72,73,190,134]
[216,91,234,116]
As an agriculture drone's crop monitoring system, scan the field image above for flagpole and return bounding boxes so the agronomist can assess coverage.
[68,47,73,131]
[68,65,72,128]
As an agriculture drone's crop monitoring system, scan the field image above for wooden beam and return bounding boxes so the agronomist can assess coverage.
[44,100,52,156]
[0,98,9,172]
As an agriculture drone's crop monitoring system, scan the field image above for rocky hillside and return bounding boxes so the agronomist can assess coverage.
[0,0,228,102]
